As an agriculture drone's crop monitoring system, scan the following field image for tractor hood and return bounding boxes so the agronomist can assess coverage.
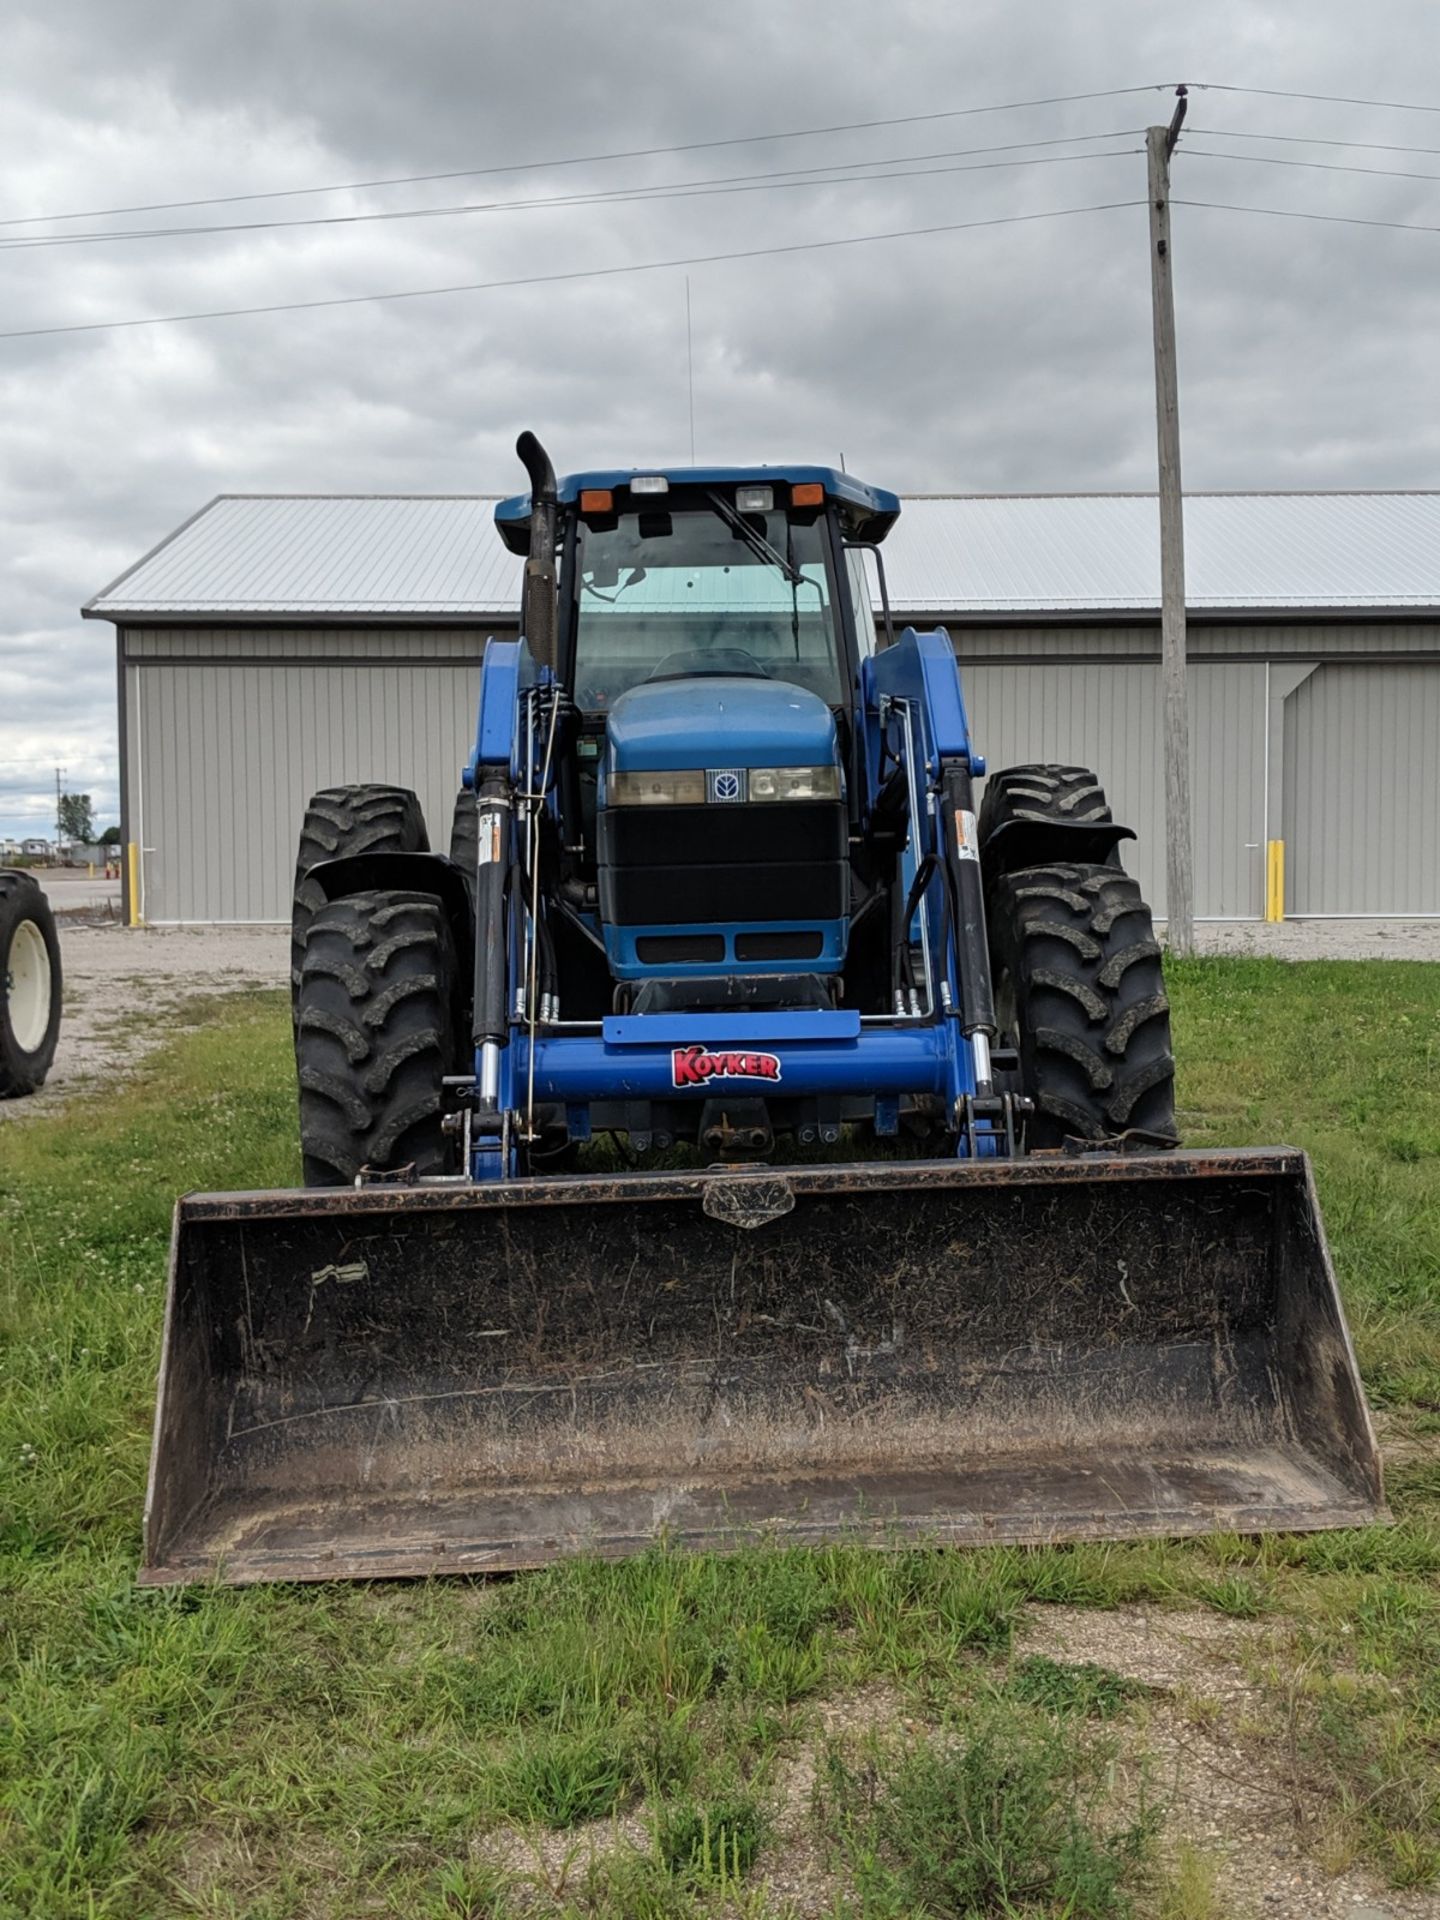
[603,676,839,776]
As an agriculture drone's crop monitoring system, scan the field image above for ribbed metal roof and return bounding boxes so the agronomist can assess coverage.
[86,496,515,620]
[85,490,1440,621]
[884,492,1440,613]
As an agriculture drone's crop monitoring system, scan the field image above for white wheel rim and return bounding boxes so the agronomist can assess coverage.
[8,919,51,1054]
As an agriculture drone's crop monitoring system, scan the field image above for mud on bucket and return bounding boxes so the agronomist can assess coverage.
[141,1149,1383,1586]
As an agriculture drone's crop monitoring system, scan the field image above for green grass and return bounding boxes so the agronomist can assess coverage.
[815,1711,1156,1917]
[1166,955,1440,1410]
[2,962,1440,1914]
[1002,1654,1147,1720]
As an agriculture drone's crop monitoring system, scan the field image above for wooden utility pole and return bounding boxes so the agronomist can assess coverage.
[1146,88,1194,955]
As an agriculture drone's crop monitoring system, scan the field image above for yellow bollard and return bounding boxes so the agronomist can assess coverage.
[127,842,142,928]
[1265,840,1285,923]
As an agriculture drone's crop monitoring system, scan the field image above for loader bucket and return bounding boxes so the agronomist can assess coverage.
[140,1149,1384,1586]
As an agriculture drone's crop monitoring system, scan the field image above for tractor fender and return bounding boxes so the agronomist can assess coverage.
[979,817,1134,885]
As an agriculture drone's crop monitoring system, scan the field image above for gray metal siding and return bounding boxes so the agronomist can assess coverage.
[128,659,481,922]
[118,619,1440,925]
[1283,663,1440,914]
[952,621,1440,661]
[123,624,503,660]
[967,661,1265,920]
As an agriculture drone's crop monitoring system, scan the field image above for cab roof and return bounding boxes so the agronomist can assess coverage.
[494,464,901,554]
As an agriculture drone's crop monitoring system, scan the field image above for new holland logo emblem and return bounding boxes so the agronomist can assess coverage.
[707,768,745,803]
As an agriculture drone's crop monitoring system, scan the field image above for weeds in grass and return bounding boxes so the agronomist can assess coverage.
[486,1728,637,1829]
[1156,1838,1222,1919]
[1003,1654,1146,1720]
[816,1711,1155,1917]
[655,1792,766,1886]
[1191,1573,1272,1619]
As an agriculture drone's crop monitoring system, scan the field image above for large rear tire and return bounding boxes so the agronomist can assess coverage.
[291,785,428,1013]
[988,861,1177,1148]
[978,763,1114,839]
[295,889,458,1185]
[0,872,62,1097]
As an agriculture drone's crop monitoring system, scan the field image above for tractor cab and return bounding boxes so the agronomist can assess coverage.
[495,466,900,1004]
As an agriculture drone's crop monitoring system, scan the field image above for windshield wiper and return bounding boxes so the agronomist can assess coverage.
[704,490,806,588]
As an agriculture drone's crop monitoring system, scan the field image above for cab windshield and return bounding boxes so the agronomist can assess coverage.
[571,506,844,712]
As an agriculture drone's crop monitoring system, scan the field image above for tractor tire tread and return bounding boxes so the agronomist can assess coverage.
[1097,939,1162,988]
[297,1004,371,1062]
[978,763,1117,850]
[1104,992,1171,1055]
[295,889,457,1185]
[1028,967,1109,1023]
[290,784,428,1008]
[1033,1025,1113,1089]
[988,857,1177,1148]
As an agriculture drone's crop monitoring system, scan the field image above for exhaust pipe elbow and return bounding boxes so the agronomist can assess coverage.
[516,430,557,509]
[515,431,559,673]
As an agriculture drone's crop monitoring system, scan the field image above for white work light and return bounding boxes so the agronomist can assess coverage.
[630,475,670,494]
[735,486,774,513]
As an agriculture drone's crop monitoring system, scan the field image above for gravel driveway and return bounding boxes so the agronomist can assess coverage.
[3,918,1437,1119]
[2,925,287,1118]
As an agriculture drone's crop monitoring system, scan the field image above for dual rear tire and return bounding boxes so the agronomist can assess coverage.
[292,782,470,1185]
[981,765,1177,1148]
[295,889,461,1185]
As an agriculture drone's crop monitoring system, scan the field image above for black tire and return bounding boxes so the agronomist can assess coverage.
[295,889,458,1185]
[290,785,428,1011]
[978,763,1114,842]
[988,861,1177,1148]
[0,872,62,1097]
[448,789,479,902]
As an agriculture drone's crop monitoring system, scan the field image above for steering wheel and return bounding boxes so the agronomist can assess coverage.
[647,648,775,681]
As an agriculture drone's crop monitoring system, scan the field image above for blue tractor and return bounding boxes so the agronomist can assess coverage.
[141,437,1382,1587]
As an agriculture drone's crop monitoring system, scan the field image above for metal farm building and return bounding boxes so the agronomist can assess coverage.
[85,490,1440,927]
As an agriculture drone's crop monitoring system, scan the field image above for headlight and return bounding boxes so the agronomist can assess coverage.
[606,765,841,806]
[607,769,706,807]
[748,766,841,802]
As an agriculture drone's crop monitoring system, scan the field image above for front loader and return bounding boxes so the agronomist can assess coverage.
[141,436,1382,1585]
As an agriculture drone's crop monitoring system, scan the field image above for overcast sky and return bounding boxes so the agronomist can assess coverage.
[3,1,1438,838]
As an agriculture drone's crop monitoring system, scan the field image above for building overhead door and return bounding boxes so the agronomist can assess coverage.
[1283,663,1440,915]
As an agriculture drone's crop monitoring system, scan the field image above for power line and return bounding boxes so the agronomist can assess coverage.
[1191,125,1440,157]
[0,199,1145,341]
[1193,82,1440,115]
[0,85,1171,230]
[1176,197,1440,236]
[1185,147,1440,185]
[0,140,1142,252]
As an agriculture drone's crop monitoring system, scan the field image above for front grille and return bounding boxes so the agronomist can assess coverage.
[598,799,847,927]
[635,934,726,964]
[734,931,825,961]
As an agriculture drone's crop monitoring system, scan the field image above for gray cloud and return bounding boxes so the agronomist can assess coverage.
[3,0,1438,833]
